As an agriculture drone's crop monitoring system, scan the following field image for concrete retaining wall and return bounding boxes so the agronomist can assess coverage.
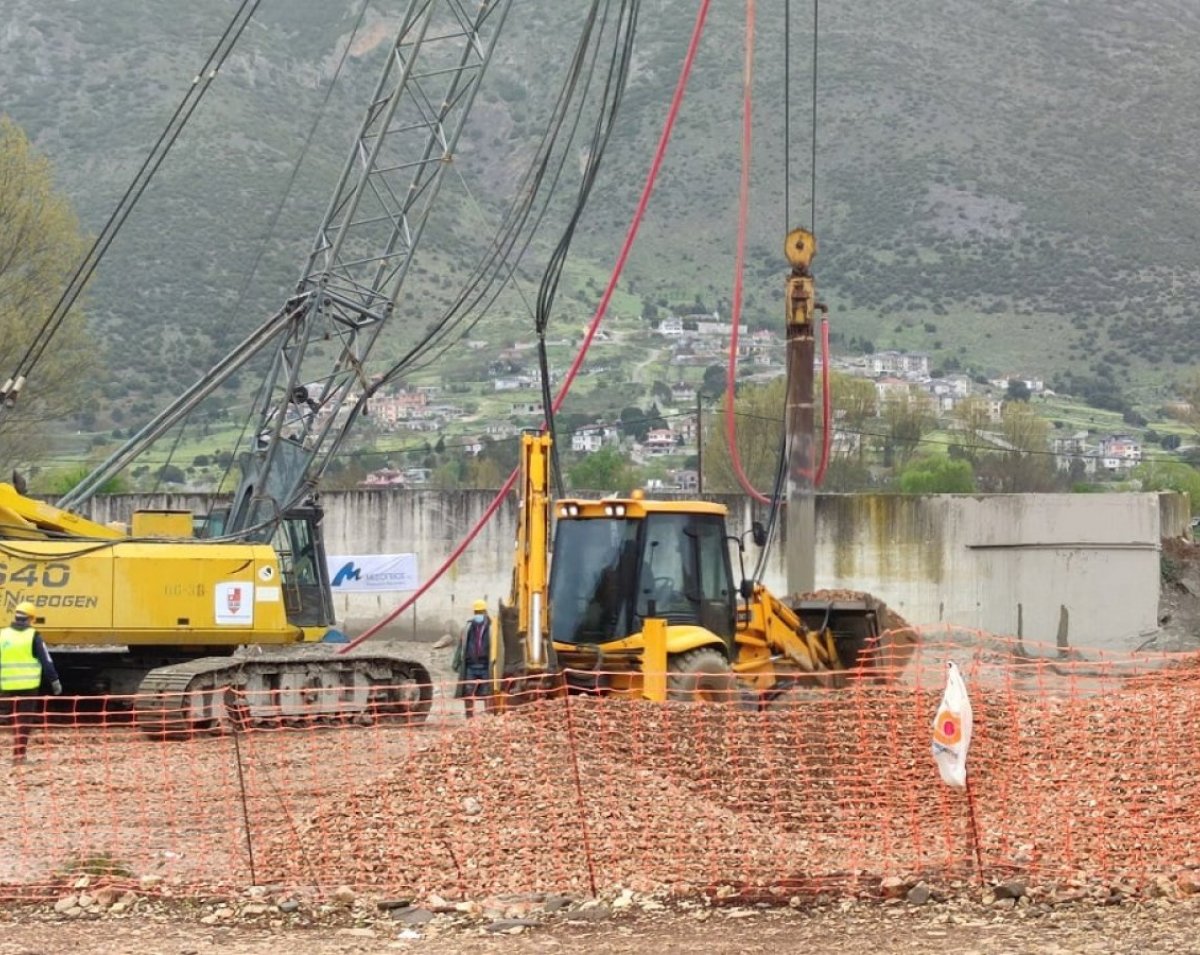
[83,490,1190,652]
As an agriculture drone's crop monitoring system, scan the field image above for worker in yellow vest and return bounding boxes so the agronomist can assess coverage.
[1,601,62,762]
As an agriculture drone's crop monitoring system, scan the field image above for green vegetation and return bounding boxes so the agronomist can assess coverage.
[0,117,98,466]
[899,456,976,494]
[3,1,1200,500]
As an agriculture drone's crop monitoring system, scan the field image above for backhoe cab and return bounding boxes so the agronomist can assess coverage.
[546,495,739,700]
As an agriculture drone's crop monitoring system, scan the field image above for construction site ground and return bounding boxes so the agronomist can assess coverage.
[3,896,1200,953]
[1,535,1196,953]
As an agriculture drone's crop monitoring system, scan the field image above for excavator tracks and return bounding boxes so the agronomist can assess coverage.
[131,652,433,740]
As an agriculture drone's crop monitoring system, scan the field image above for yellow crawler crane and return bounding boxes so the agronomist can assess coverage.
[0,482,433,736]
[0,2,525,736]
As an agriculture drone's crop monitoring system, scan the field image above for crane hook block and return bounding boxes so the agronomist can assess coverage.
[784,228,817,271]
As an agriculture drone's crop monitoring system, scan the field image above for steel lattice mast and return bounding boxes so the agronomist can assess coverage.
[64,0,513,526]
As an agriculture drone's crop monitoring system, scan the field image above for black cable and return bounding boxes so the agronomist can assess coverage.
[8,0,265,398]
[536,0,640,497]
[304,0,640,497]
[810,0,819,234]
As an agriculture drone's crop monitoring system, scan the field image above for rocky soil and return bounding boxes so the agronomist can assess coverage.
[5,887,1200,954]
[1153,535,1200,651]
[2,540,1198,951]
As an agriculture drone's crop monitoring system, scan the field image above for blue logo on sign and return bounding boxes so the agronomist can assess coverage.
[331,562,362,587]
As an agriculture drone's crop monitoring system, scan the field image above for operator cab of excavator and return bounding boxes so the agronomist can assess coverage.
[548,505,736,648]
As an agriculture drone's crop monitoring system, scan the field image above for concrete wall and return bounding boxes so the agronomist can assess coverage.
[83,490,1189,652]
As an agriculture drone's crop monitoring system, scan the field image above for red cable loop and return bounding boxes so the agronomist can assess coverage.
[342,0,714,651]
[725,0,769,504]
[815,317,832,486]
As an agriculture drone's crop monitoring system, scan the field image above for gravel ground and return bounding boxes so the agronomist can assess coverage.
[2,897,1200,954]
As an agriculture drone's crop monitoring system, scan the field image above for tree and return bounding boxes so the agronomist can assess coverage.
[476,433,520,475]
[465,456,504,488]
[0,117,99,470]
[568,448,634,493]
[46,466,126,496]
[881,390,935,469]
[1006,379,1031,402]
[1177,371,1200,441]
[157,464,186,485]
[1133,460,1200,515]
[952,395,993,462]
[700,379,785,493]
[702,364,726,397]
[977,402,1057,492]
[898,456,976,493]
[828,373,876,461]
[619,405,658,442]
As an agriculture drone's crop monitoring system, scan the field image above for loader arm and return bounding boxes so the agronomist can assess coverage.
[504,432,552,670]
[733,583,841,681]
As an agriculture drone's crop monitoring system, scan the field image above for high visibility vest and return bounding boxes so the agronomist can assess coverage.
[0,627,42,692]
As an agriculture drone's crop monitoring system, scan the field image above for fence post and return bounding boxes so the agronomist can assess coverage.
[228,692,258,886]
[561,692,598,896]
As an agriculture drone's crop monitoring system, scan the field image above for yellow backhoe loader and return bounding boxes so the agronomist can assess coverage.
[493,229,915,706]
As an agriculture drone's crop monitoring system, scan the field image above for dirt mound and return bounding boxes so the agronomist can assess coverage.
[256,699,813,897]
[1155,536,1200,651]
[255,676,1200,901]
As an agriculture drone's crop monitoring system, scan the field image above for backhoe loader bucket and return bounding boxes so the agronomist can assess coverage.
[791,591,919,682]
[790,597,879,670]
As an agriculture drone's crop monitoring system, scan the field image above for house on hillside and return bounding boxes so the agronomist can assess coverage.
[673,469,699,492]
[869,351,930,378]
[670,381,696,404]
[494,375,534,391]
[572,429,604,453]
[1099,434,1142,472]
[643,428,677,456]
[990,374,1045,395]
[1052,431,1095,474]
[874,377,913,401]
[361,468,407,488]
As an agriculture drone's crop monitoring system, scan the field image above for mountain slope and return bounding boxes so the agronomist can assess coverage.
[1,0,1198,426]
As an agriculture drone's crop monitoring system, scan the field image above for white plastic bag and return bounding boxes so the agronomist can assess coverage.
[931,660,973,789]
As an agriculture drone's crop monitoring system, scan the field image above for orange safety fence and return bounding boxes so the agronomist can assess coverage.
[2,626,1200,903]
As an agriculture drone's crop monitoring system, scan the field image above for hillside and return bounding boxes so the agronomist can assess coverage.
[2,0,1199,433]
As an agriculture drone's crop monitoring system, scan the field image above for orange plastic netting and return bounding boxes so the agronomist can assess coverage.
[1,628,1198,902]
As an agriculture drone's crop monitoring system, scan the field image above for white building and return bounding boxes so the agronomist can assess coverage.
[869,351,930,377]
[572,430,604,453]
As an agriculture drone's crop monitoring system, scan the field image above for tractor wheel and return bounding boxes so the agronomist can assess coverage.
[667,648,736,703]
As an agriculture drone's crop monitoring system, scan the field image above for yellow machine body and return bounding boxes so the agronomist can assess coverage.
[0,538,306,647]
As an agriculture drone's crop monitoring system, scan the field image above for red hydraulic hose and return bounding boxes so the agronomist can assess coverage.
[341,0,714,651]
[724,0,771,505]
[814,317,832,486]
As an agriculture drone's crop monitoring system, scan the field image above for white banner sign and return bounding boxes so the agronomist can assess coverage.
[327,554,419,593]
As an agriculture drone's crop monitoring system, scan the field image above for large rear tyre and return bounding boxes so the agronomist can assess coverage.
[667,648,736,703]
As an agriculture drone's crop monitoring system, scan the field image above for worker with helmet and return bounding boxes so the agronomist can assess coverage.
[452,598,496,719]
[1,601,62,762]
